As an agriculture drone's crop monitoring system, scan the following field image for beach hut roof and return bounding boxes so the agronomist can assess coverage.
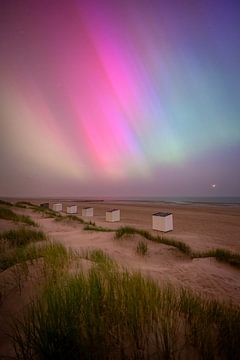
[106,209,119,212]
[153,212,172,217]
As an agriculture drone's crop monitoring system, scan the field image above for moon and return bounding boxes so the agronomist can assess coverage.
[212,184,216,188]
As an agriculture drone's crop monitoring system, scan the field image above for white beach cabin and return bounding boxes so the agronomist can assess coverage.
[82,207,93,217]
[152,212,173,232]
[67,205,78,214]
[52,203,63,212]
[106,209,120,222]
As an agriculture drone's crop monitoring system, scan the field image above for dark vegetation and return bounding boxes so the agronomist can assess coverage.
[0,207,37,227]
[84,224,114,232]
[55,214,85,223]
[0,199,13,207]
[15,201,61,218]
[136,240,148,256]
[0,228,47,270]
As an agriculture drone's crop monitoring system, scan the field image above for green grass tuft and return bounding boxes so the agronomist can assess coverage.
[55,214,85,224]
[0,245,41,271]
[15,203,27,209]
[116,226,192,255]
[194,248,240,268]
[0,228,47,270]
[32,206,59,218]
[136,240,148,256]
[17,214,38,227]
[0,206,19,221]
[0,227,46,247]
[14,201,36,207]
[84,224,113,232]
[0,206,38,226]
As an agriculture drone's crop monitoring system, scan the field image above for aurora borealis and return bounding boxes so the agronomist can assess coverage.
[1,0,240,197]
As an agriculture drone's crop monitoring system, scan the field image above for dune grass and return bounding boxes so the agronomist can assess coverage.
[116,226,192,255]
[136,240,148,256]
[0,206,38,227]
[0,245,42,271]
[115,226,240,269]
[0,207,21,221]
[54,214,85,223]
[55,214,100,229]
[84,224,114,232]
[1,228,46,248]
[194,248,240,268]
[0,199,13,206]
[14,201,36,207]
[32,206,60,218]
[11,247,240,360]
[17,214,38,227]
[15,203,27,209]
[0,228,47,271]
[84,249,117,270]
[15,202,61,219]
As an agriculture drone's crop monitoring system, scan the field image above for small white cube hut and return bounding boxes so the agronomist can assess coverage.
[82,207,93,217]
[106,209,120,222]
[67,205,78,214]
[52,203,63,212]
[152,212,173,232]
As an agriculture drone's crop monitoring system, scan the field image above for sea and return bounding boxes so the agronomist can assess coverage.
[104,196,240,206]
[12,196,240,206]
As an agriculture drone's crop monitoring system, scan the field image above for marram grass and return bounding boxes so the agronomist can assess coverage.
[84,224,114,232]
[55,214,85,223]
[115,226,240,269]
[116,226,191,255]
[0,227,46,247]
[0,228,47,270]
[136,240,148,256]
[194,248,240,268]
[0,199,13,206]
[11,247,240,360]
[0,206,37,227]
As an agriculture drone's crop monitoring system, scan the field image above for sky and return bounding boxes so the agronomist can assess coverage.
[1,0,240,198]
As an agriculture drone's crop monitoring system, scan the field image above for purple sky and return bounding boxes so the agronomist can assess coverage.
[1,0,240,197]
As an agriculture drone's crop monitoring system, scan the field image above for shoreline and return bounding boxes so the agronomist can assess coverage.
[2,197,240,207]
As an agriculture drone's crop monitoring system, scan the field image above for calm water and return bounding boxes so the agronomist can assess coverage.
[16,196,240,206]
[110,197,240,205]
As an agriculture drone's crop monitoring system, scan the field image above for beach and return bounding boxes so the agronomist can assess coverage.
[8,200,240,301]
[1,199,240,357]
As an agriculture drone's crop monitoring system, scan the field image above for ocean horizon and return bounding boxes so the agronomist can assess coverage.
[116,196,240,205]
[3,196,240,205]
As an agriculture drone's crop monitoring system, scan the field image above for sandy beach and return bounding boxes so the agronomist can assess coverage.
[1,200,240,357]
[7,200,240,301]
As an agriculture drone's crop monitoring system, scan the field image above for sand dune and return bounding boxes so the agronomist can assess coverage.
[10,201,240,305]
[1,201,240,357]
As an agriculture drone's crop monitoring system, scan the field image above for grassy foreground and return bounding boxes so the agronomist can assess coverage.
[10,245,240,360]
